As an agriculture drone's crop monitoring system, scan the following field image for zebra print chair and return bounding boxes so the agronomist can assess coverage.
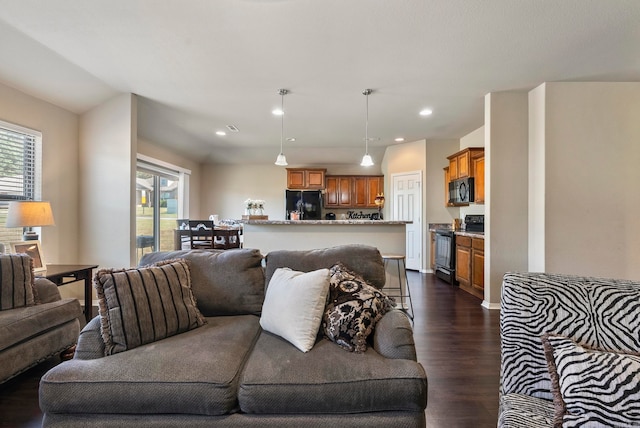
[498,272,640,427]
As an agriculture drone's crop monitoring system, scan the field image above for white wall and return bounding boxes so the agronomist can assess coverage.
[530,82,640,280]
[79,93,137,269]
[528,84,546,271]
[460,126,484,150]
[425,138,461,226]
[0,81,79,264]
[485,91,529,308]
[201,164,288,220]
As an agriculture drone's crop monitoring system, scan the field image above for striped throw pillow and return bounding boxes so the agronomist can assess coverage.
[0,254,35,310]
[542,333,640,427]
[95,259,206,355]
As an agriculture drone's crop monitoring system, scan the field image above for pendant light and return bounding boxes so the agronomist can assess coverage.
[360,89,374,167]
[274,89,288,166]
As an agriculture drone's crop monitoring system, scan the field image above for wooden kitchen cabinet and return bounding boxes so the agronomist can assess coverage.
[353,176,384,207]
[286,168,326,189]
[472,156,485,204]
[449,156,459,181]
[455,235,472,288]
[455,234,484,299]
[471,237,485,294]
[445,147,484,206]
[324,175,383,208]
[447,147,483,180]
[352,177,368,207]
[325,176,352,207]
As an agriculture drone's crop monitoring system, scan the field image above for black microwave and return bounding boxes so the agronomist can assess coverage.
[448,177,475,205]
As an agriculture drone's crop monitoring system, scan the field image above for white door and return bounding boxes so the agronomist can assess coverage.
[391,171,423,270]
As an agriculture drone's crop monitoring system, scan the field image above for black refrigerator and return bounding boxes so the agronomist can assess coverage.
[285,190,322,220]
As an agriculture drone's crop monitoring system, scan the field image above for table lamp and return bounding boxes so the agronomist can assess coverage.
[5,201,55,241]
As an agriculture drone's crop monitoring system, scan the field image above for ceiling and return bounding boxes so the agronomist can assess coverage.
[0,1,639,166]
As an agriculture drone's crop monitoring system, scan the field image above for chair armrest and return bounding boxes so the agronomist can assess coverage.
[373,309,417,360]
[74,316,105,360]
[34,277,62,304]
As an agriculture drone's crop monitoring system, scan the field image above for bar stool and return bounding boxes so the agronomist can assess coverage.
[381,254,414,322]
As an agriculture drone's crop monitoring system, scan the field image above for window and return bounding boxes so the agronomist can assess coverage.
[0,120,42,249]
[135,155,190,263]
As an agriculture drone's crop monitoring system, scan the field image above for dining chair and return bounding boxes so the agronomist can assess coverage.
[176,219,191,249]
[188,220,215,249]
[212,229,242,250]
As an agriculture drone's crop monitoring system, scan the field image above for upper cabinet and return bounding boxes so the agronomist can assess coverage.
[325,175,384,208]
[286,168,326,189]
[472,156,485,204]
[445,147,485,206]
[447,147,483,180]
[325,176,352,207]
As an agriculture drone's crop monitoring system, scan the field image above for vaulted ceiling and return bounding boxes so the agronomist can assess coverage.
[1,0,639,165]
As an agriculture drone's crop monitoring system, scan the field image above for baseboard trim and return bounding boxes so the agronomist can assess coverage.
[481,300,501,311]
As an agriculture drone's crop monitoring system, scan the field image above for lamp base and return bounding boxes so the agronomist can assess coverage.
[23,231,39,241]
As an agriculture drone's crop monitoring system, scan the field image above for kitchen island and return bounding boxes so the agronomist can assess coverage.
[242,220,410,255]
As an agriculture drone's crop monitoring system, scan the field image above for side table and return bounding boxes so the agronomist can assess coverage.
[40,264,98,323]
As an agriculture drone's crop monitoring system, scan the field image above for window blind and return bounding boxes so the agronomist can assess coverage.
[0,121,42,250]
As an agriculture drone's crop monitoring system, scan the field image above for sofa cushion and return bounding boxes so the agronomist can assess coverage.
[0,298,82,352]
[0,253,35,310]
[239,332,427,414]
[500,272,640,401]
[94,259,205,355]
[542,333,640,427]
[260,268,330,352]
[264,245,385,290]
[139,249,265,316]
[40,315,261,416]
[323,262,395,353]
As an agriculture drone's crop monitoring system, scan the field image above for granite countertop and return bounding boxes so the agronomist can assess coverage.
[454,230,485,238]
[242,220,411,225]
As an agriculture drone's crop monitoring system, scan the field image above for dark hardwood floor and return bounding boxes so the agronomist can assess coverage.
[411,272,501,427]
[0,272,501,428]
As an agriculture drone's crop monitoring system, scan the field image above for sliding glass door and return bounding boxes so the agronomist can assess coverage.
[135,160,186,264]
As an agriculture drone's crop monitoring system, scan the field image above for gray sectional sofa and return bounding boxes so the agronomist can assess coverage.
[499,272,640,427]
[1,275,82,384]
[39,245,427,427]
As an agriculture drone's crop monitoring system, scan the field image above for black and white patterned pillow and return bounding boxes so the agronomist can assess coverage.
[0,254,35,310]
[542,333,640,428]
[94,259,206,355]
[322,262,395,353]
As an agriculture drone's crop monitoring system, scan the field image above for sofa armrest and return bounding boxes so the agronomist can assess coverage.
[34,277,62,304]
[74,316,105,360]
[373,309,417,360]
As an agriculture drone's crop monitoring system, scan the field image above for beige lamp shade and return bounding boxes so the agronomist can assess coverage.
[5,201,56,228]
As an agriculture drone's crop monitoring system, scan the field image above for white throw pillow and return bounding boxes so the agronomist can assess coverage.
[260,267,330,352]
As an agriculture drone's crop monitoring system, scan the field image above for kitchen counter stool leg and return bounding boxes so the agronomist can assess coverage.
[382,254,414,323]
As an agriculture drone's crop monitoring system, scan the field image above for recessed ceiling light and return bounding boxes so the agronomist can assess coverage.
[286,137,296,142]
[395,137,405,142]
[272,108,284,116]
[419,108,433,116]
[216,131,226,136]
